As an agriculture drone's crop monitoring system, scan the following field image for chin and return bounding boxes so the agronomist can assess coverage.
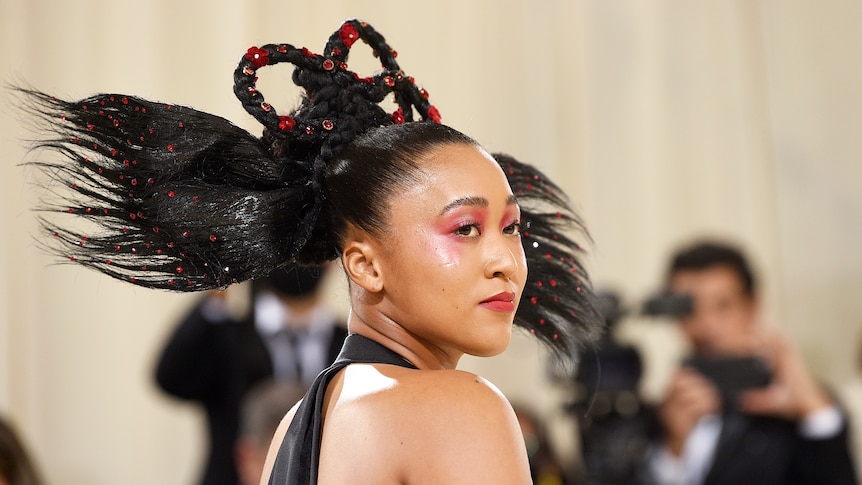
[468,331,512,357]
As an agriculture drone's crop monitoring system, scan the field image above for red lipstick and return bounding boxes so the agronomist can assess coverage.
[480,291,516,312]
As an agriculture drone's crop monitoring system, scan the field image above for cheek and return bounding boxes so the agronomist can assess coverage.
[427,234,464,268]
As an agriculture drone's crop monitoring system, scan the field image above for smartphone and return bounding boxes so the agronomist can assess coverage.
[683,355,772,403]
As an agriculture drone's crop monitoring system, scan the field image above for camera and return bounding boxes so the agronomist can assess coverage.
[684,354,772,403]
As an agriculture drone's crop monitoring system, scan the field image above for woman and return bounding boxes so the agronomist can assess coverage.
[22,20,602,484]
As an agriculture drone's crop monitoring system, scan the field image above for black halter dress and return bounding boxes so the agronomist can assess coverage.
[267,334,417,484]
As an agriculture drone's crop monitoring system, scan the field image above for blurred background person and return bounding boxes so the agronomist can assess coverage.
[513,404,572,485]
[642,240,856,484]
[234,380,307,485]
[840,333,862,483]
[0,414,44,485]
[154,263,347,485]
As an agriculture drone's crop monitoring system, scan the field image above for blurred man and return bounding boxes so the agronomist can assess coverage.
[235,380,307,485]
[645,241,856,484]
[155,263,347,485]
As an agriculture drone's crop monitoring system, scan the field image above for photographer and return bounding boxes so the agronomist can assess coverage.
[644,241,856,485]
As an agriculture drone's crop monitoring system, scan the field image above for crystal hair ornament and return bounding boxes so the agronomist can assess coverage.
[22,19,440,291]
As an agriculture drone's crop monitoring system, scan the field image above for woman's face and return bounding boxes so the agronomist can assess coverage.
[371,143,527,362]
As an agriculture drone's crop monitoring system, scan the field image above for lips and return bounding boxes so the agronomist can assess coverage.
[480,291,516,312]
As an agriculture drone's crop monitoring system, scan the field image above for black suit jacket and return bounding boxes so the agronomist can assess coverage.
[154,300,348,485]
[702,411,857,485]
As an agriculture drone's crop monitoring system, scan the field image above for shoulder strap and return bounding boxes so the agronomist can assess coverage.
[268,334,415,484]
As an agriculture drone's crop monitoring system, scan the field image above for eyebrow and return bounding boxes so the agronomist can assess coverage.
[439,195,518,216]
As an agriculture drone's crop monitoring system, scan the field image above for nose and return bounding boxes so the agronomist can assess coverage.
[682,308,720,352]
[484,236,520,280]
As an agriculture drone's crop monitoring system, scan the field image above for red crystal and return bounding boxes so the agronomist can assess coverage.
[168,191,175,198]
[278,116,296,131]
[339,22,360,48]
[245,46,270,68]
[209,234,217,242]
[322,119,334,130]
[167,144,175,151]
[427,105,441,123]
[322,59,335,71]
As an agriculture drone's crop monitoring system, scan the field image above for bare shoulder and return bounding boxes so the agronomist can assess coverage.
[319,365,531,484]
[402,367,513,412]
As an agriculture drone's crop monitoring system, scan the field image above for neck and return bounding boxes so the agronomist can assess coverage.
[346,307,462,370]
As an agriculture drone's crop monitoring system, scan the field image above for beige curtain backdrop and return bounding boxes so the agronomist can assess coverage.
[2,1,861,483]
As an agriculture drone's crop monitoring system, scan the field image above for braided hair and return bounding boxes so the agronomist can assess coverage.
[21,19,601,360]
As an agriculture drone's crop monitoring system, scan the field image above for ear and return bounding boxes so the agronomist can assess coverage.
[341,228,384,293]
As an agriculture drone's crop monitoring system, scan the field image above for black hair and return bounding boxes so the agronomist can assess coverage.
[296,121,475,264]
[20,19,602,362]
[667,241,757,297]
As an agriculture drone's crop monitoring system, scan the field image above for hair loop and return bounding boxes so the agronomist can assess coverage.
[233,19,440,165]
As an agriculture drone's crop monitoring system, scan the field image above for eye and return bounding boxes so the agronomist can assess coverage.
[455,223,481,237]
[503,221,521,236]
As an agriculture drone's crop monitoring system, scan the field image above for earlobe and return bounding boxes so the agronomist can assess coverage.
[342,238,384,293]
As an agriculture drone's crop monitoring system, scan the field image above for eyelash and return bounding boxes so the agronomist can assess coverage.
[454,220,522,237]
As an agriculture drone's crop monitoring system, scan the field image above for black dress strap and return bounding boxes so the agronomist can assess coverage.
[268,334,416,484]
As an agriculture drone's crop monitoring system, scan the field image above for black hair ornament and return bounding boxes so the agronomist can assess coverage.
[21,19,439,291]
[21,19,602,360]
